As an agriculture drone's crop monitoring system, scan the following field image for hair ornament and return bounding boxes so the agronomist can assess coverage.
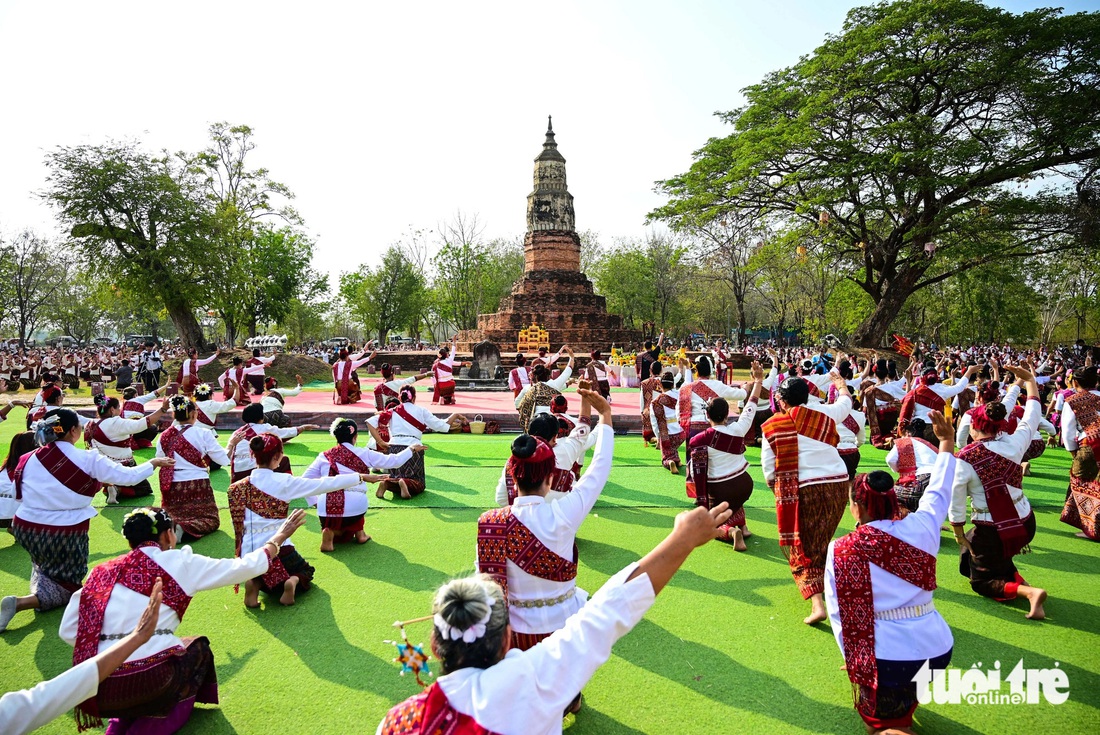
[432,594,495,644]
[122,507,158,531]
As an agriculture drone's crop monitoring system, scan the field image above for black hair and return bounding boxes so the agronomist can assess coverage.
[253,348,260,357]
[242,403,265,423]
[777,376,810,407]
[170,396,195,422]
[332,419,357,444]
[432,577,508,674]
[985,402,1008,422]
[528,413,559,442]
[94,394,119,418]
[904,418,927,437]
[695,355,713,378]
[660,370,676,390]
[122,507,173,549]
[650,361,663,377]
[3,431,37,474]
[1076,366,1099,391]
[532,365,551,382]
[706,397,730,423]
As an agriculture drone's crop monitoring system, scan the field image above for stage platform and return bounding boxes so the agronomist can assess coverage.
[79,378,645,433]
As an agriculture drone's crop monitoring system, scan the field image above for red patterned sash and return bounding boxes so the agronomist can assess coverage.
[158,425,209,495]
[639,377,660,423]
[333,361,353,404]
[476,507,578,599]
[122,401,146,416]
[688,427,746,506]
[322,444,371,516]
[433,360,454,381]
[899,384,945,427]
[73,543,191,727]
[652,391,678,445]
[1067,391,1100,450]
[380,683,497,735]
[841,414,861,436]
[504,466,574,505]
[833,525,936,719]
[196,408,215,427]
[895,437,936,485]
[374,381,398,410]
[679,381,719,431]
[228,478,289,556]
[14,443,101,500]
[762,407,839,549]
[394,404,428,434]
[229,424,259,475]
[91,421,133,449]
[957,441,1027,555]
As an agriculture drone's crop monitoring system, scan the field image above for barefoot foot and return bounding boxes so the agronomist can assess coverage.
[355,531,371,544]
[1025,588,1047,620]
[244,580,261,609]
[280,576,299,606]
[803,593,828,625]
[376,483,388,499]
[398,480,411,499]
[742,526,753,539]
[320,528,335,553]
[733,527,748,552]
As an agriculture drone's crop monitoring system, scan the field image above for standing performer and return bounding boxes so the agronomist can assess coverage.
[431,336,464,405]
[713,339,732,384]
[90,395,170,504]
[138,343,163,392]
[477,389,613,659]
[227,404,318,483]
[229,435,367,608]
[0,409,172,633]
[375,387,465,500]
[174,348,219,395]
[332,343,376,405]
[887,419,939,512]
[245,348,276,396]
[951,365,1047,619]
[508,354,533,400]
[761,373,852,624]
[678,355,747,442]
[155,396,230,541]
[259,375,303,428]
[585,350,612,401]
[825,411,957,735]
[374,364,431,410]
[1059,365,1100,541]
[638,361,663,448]
[303,419,425,551]
[58,508,306,732]
[687,363,764,550]
[218,357,260,407]
[192,382,236,434]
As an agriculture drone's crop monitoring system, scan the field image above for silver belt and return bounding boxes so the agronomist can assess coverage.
[875,602,935,621]
[509,588,577,609]
[100,628,174,641]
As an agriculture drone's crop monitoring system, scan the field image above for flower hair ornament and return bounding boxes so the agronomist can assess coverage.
[434,593,496,643]
[194,382,212,397]
[169,395,193,412]
[122,507,159,529]
[329,417,354,436]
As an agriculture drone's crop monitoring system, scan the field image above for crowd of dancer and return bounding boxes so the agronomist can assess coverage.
[0,334,1097,735]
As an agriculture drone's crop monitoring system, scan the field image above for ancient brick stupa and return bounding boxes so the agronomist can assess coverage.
[463,118,641,352]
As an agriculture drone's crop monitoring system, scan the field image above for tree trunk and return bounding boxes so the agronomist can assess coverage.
[164,294,206,350]
[736,301,747,347]
[849,285,913,347]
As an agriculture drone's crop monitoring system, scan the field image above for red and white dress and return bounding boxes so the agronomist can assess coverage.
[303,443,413,541]
[155,424,229,538]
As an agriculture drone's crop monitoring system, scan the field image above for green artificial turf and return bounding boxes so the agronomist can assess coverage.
[1,424,1097,734]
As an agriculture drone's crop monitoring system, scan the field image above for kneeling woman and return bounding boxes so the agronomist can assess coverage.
[379,503,733,735]
[155,396,230,541]
[686,363,763,550]
[89,395,170,505]
[886,418,938,511]
[60,507,307,733]
[375,386,465,500]
[229,435,375,608]
[303,418,425,551]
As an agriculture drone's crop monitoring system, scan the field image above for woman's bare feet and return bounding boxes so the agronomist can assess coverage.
[742,525,753,539]
[1020,585,1047,620]
[398,479,411,499]
[280,576,300,606]
[732,526,748,552]
[320,528,335,553]
[244,579,261,609]
[667,462,679,475]
[376,483,388,499]
[355,531,371,544]
[804,593,828,625]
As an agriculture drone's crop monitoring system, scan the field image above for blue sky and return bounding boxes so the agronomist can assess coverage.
[0,0,1095,281]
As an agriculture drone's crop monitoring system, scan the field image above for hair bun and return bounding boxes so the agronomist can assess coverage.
[249,435,267,453]
[511,434,538,459]
[986,402,1008,422]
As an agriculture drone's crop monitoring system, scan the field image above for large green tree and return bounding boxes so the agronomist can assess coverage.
[653,0,1100,346]
[340,246,425,343]
[42,142,210,347]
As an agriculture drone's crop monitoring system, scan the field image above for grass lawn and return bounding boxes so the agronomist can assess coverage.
[0,422,1096,734]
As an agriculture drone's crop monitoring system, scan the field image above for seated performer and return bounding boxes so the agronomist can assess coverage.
[174,347,219,395]
[494,411,592,506]
[432,336,464,405]
[59,507,307,732]
[260,375,303,428]
[585,350,612,401]
[332,343,376,405]
[887,418,938,512]
[379,501,734,735]
[678,355,747,442]
[761,374,851,624]
[951,364,1047,619]
[825,410,957,735]
[120,386,166,449]
[687,363,764,550]
[155,396,230,541]
[651,371,686,474]
[229,435,369,608]
[0,409,172,633]
[90,395,170,504]
[509,354,533,399]
[1061,365,1100,540]
[227,403,318,483]
[638,361,663,448]
[477,389,613,668]
[862,359,907,448]
[192,382,236,434]
[375,386,465,499]
[374,363,430,410]
[0,432,37,529]
[898,364,977,442]
[303,418,425,551]
[516,348,575,432]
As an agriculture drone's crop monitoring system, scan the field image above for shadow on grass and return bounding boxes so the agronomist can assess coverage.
[614,618,853,734]
[935,585,1098,636]
[331,541,453,592]
[572,706,649,734]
